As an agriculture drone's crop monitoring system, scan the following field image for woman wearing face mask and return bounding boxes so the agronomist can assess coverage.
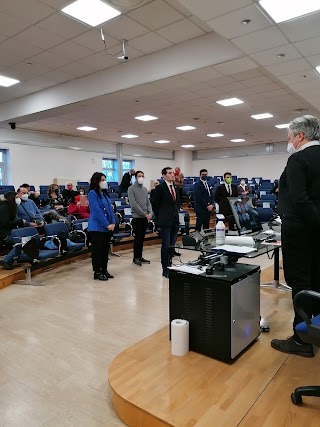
[88,172,116,281]
[48,184,67,215]
[237,178,251,196]
[128,170,153,266]
[62,182,79,204]
[0,192,26,270]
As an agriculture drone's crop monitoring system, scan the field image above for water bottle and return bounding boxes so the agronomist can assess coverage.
[215,214,225,246]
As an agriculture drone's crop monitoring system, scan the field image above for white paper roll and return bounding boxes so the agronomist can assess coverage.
[171,319,189,356]
[225,236,254,247]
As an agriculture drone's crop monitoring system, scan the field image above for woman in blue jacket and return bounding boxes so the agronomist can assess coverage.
[88,172,116,281]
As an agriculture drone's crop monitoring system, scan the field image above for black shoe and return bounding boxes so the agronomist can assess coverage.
[139,257,150,264]
[133,258,142,266]
[173,251,181,257]
[1,260,13,270]
[271,336,314,357]
[94,272,100,280]
[103,271,114,279]
[162,271,169,278]
[98,273,108,281]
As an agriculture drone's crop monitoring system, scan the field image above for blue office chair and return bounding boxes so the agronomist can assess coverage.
[291,290,320,405]
[44,222,85,252]
[110,217,131,257]
[255,207,274,223]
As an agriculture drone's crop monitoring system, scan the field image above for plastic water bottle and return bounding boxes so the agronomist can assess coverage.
[215,214,226,246]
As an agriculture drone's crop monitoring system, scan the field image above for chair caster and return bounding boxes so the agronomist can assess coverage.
[291,392,302,405]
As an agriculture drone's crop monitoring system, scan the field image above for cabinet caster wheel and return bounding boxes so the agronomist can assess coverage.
[291,392,302,405]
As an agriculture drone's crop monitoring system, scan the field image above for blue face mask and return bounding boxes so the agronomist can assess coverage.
[201,175,208,181]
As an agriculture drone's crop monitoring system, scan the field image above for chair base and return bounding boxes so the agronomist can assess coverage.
[291,386,320,405]
[13,268,45,286]
[261,280,291,292]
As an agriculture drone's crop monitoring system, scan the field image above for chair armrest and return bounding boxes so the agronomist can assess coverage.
[294,290,320,326]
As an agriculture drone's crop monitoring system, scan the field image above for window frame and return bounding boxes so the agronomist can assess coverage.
[0,149,7,185]
[102,158,134,183]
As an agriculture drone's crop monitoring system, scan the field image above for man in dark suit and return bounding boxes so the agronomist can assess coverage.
[214,172,238,230]
[193,169,214,231]
[152,167,181,278]
[271,115,320,357]
[119,169,135,194]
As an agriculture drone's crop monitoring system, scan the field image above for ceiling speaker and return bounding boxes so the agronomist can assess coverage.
[109,0,146,7]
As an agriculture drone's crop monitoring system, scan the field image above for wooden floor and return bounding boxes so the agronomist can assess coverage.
[0,246,319,426]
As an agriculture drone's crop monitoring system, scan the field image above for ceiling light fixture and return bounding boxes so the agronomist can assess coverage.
[277,53,285,58]
[230,139,245,142]
[0,74,20,87]
[181,145,195,148]
[135,115,158,121]
[77,126,97,131]
[176,125,196,131]
[121,134,138,138]
[61,0,121,27]
[207,133,224,137]
[251,113,273,120]
[259,0,320,23]
[275,123,289,129]
[316,65,320,75]
[216,98,244,107]
[155,140,170,144]
[241,19,251,24]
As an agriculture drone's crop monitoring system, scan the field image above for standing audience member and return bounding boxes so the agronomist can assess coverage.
[17,186,45,229]
[237,179,251,196]
[62,182,79,204]
[174,167,184,202]
[271,115,320,357]
[88,172,115,281]
[0,192,25,270]
[214,172,238,230]
[119,169,135,194]
[150,180,160,205]
[193,169,214,231]
[152,167,181,278]
[128,170,153,266]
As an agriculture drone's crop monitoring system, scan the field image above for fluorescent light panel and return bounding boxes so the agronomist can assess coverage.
[121,134,138,138]
[181,145,195,148]
[155,140,170,144]
[216,98,243,107]
[231,139,245,142]
[207,133,224,137]
[135,115,158,121]
[259,0,320,23]
[0,74,20,87]
[251,113,273,120]
[77,126,97,131]
[316,65,320,74]
[275,123,289,129]
[176,125,196,131]
[61,0,121,27]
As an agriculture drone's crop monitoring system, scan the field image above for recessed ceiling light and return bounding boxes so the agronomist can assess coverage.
[0,74,20,87]
[230,139,245,142]
[259,0,320,23]
[207,133,224,138]
[135,115,158,121]
[70,146,81,150]
[121,134,138,138]
[251,113,273,120]
[277,53,285,58]
[275,123,289,129]
[77,126,97,131]
[176,125,196,131]
[316,65,320,75]
[300,75,307,79]
[181,145,195,148]
[133,154,142,157]
[61,0,121,27]
[241,19,251,24]
[155,140,170,144]
[216,98,244,107]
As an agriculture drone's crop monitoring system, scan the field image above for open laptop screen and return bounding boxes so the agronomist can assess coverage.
[228,197,262,234]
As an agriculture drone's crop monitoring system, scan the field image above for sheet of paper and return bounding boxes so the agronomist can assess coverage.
[214,245,257,254]
[168,265,206,275]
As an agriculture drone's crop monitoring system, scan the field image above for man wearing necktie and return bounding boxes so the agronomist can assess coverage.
[151,167,181,278]
[193,169,214,231]
[214,172,238,231]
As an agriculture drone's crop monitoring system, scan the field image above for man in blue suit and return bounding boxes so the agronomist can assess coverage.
[193,169,214,231]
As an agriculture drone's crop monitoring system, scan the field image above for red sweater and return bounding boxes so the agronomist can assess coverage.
[68,202,90,219]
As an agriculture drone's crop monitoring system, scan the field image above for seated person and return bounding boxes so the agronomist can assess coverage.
[79,187,86,196]
[21,183,41,208]
[48,184,67,215]
[62,182,79,204]
[237,179,252,196]
[17,186,45,229]
[0,191,25,270]
[68,195,90,219]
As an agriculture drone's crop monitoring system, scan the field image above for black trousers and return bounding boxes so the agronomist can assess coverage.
[89,231,112,273]
[195,211,211,231]
[281,219,320,339]
[131,217,148,260]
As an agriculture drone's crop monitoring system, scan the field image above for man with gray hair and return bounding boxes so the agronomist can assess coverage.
[271,115,320,357]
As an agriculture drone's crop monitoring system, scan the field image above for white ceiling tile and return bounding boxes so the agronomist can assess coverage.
[7,61,52,79]
[250,44,302,66]
[0,0,55,24]
[107,44,145,60]
[129,32,172,54]
[128,0,184,31]
[279,11,320,43]
[231,27,288,54]
[277,69,320,86]
[59,61,107,77]
[0,38,43,60]
[40,0,71,9]
[181,67,222,82]
[207,4,271,40]
[0,34,7,43]
[213,57,258,75]
[156,19,204,44]
[78,52,118,69]
[49,41,95,61]
[37,12,90,39]
[0,52,23,67]
[0,11,31,37]
[265,58,311,77]
[230,68,263,81]
[207,75,235,87]
[242,75,273,88]
[217,81,246,93]
[153,76,190,89]
[305,54,320,68]
[14,26,66,50]
[289,80,320,93]
[29,51,73,69]
[175,0,253,21]
[294,37,320,58]
[72,29,119,53]
[101,15,149,41]
[40,69,77,83]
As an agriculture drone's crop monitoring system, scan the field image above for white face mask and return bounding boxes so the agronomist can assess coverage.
[15,198,21,205]
[80,191,85,195]
[137,177,144,185]
[287,142,296,156]
[21,194,29,201]
[240,181,245,186]
[99,181,107,190]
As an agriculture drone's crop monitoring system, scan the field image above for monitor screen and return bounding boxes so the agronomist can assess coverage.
[228,197,262,234]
